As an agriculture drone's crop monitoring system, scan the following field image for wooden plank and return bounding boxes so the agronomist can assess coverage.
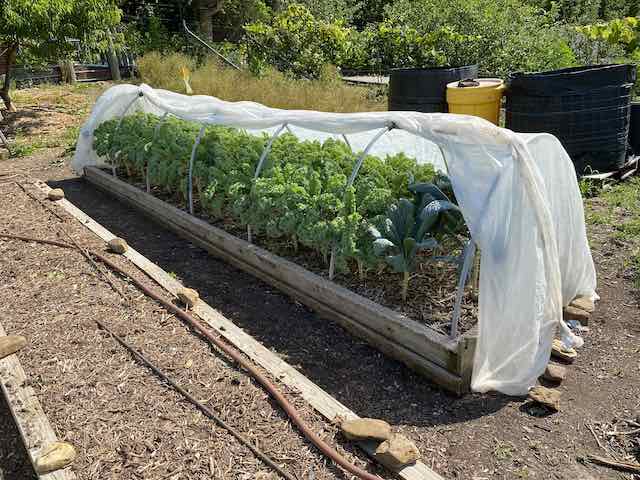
[456,327,478,393]
[83,167,460,372]
[0,322,76,480]
[33,180,446,480]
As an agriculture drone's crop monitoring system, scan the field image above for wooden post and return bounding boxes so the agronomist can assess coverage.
[59,60,77,84]
[0,44,18,112]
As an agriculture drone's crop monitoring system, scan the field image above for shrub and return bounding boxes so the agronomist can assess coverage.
[347,23,473,72]
[383,0,577,76]
[244,4,353,78]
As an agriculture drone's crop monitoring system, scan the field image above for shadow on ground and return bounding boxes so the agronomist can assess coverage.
[50,176,514,428]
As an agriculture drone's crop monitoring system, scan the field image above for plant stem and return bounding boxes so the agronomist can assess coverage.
[357,259,364,281]
[401,270,410,302]
[328,244,336,280]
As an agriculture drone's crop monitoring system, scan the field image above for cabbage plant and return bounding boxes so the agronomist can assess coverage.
[370,176,466,301]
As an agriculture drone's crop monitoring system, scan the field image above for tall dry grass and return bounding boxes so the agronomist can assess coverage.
[136,52,385,113]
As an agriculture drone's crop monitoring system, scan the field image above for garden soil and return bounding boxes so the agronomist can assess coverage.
[1,102,639,480]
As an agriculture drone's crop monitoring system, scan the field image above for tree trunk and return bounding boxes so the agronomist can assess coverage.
[1,44,18,113]
[196,0,224,41]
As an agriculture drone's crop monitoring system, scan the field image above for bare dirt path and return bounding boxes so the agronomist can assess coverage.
[1,84,639,480]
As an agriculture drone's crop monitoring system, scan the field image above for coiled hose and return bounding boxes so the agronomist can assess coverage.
[0,233,382,480]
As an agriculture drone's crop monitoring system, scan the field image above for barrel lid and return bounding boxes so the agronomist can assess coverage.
[447,78,504,90]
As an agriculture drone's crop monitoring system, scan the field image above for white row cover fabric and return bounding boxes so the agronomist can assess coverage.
[73,84,597,396]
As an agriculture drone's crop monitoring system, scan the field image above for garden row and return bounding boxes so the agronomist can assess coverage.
[93,113,469,301]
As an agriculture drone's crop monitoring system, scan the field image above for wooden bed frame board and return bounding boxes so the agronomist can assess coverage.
[0,320,76,480]
[81,167,477,395]
[33,179,445,480]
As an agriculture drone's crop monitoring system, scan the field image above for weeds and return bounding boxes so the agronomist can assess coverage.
[136,52,385,112]
[584,177,640,289]
[493,439,514,461]
[10,142,39,158]
[578,177,602,198]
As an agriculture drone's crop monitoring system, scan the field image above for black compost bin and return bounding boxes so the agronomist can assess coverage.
[506,64,637,174]
[388,65,478,113]
[631,102,640,156]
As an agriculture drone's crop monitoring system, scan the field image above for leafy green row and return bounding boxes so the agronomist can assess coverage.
[93,112,466,295]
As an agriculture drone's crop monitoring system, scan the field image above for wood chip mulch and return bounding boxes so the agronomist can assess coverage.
[0,180,378,480]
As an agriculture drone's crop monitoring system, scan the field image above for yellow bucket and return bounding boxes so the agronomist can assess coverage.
[446,78,505,125]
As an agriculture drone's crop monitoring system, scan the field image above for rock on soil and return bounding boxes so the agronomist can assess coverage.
[528,386,561,412]
[34,442,76,474]
[542,363,566,383]
[47,188,65,201]
[569,295,595,313]
[107,237,128,254]
[374,434,421,468]
[0,335,27,360]
[341,418,392,441]
[563,305,590,323]
[177,287,200,308]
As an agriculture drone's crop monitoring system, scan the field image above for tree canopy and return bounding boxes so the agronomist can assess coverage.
[0,0,122,110]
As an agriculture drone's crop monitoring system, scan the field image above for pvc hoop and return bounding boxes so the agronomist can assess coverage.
[341,134,353,152]
[346,126,391,188]
[188,125,207,215]
[450,240,477,339]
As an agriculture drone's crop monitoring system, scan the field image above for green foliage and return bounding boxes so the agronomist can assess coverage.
[93,112,447,291]
[243,0,576,77]
[383,0,576,76]
[526,0,638,24]
[347,23,469,72]
[368,175,467,300]
[280,0,361,22]
[213,0,271,39]
[244,4,353,78]
[121,15,191,56]
[0,0,122,59]
[578,16,640,55]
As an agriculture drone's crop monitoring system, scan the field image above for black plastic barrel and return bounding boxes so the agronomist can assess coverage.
[631,102,640,156]
[506,64,637,174]
[388,65,478,113]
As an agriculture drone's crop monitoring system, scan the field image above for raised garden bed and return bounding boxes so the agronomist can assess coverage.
[84,166,477,394]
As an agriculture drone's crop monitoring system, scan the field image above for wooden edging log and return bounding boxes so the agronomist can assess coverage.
[0,321,77,479]
[33,179,445,480]
[82,167,477,394]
